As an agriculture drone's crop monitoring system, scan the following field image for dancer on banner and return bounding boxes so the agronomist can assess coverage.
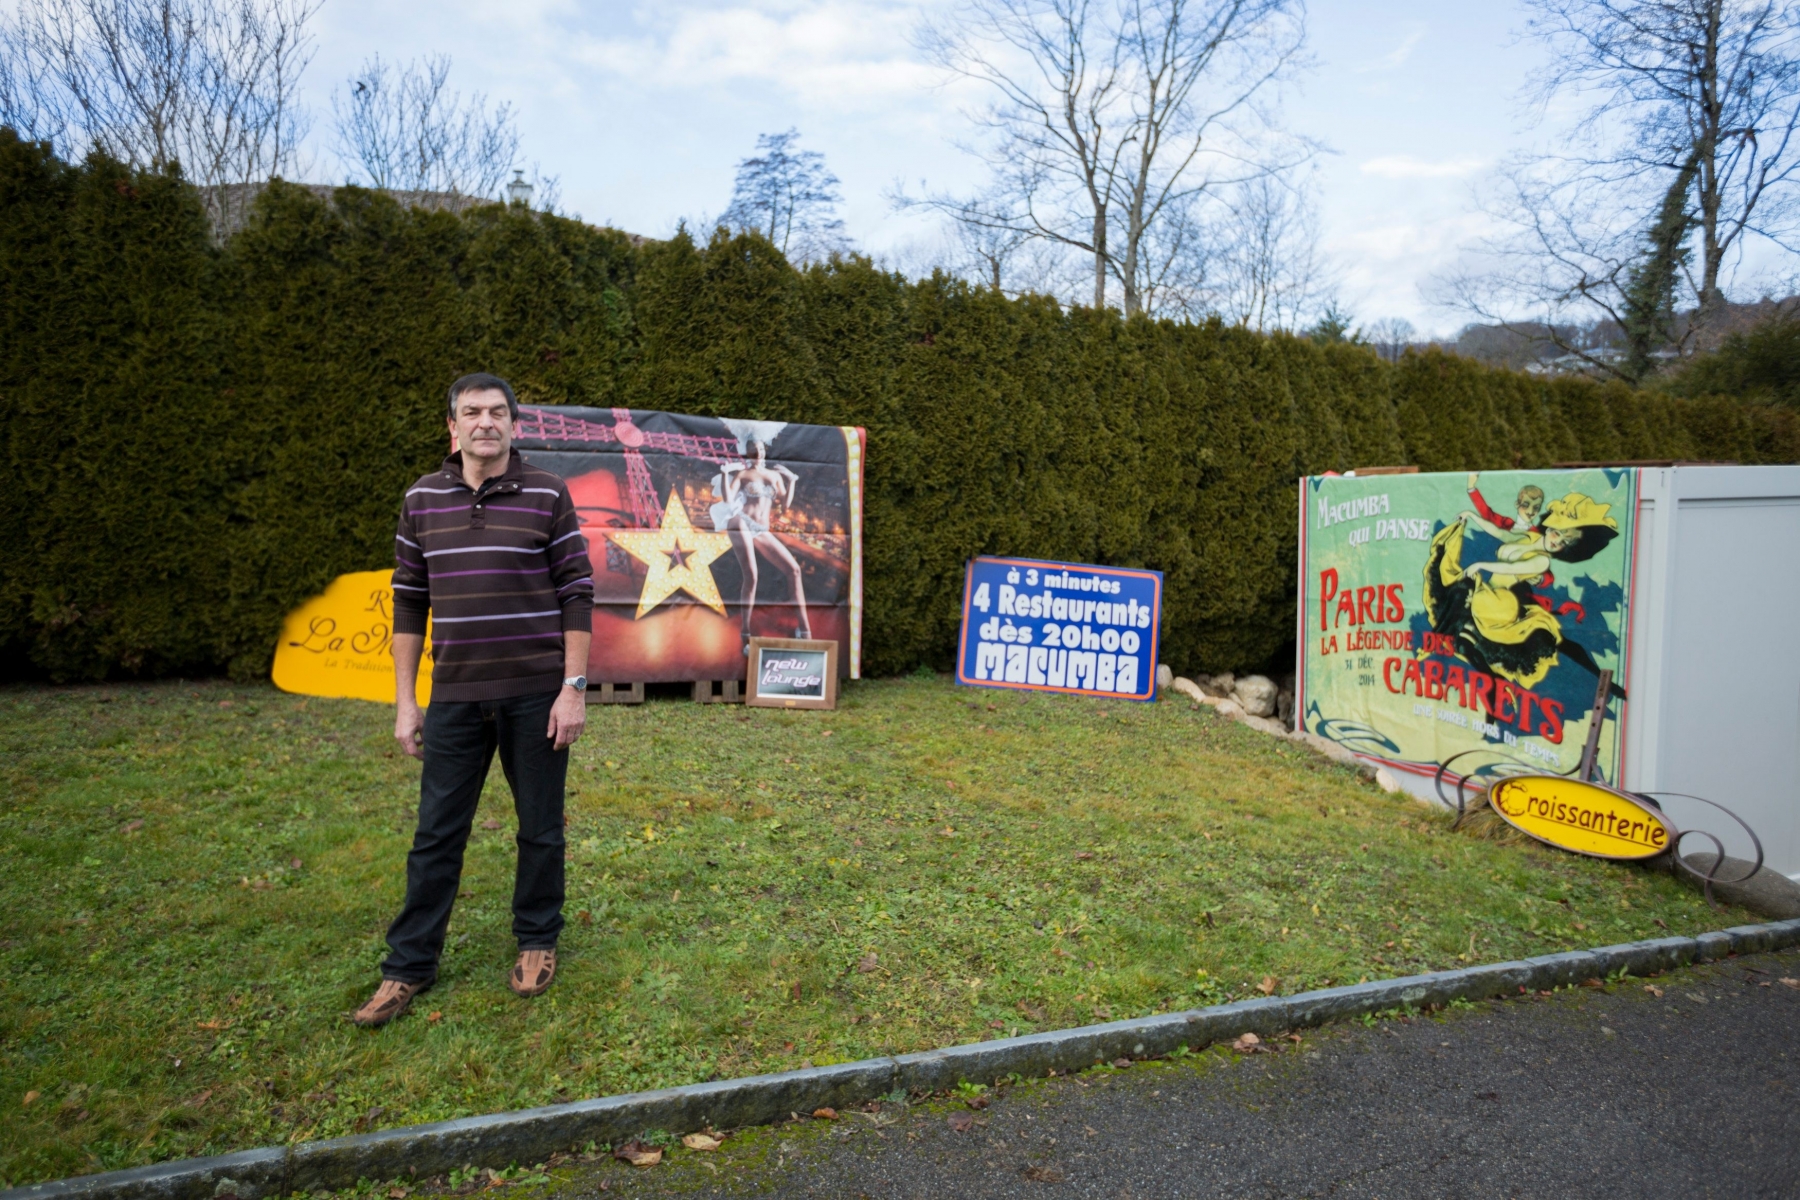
[1424,492,1626,700]
[711,422,812,644]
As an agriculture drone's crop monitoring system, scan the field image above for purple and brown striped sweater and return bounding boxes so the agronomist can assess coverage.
[391,451,594,702]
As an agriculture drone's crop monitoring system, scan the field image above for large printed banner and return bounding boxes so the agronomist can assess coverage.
[956,556,1161,702]
[1298,469,1637,786]
[515,406,864,683]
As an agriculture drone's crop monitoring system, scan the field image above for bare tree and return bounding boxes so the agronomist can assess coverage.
[1366,316,1416,363]
[908,0,1311,315]
[938,191,1034,288]
[720,128,849,262]
[0,0,316,228]
[331,54,521,199]
[1199,169,1325,329]
[1443,0,1800,379]
[0,8,66,143]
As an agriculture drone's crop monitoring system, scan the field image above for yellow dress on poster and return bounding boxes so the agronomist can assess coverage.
[271,570,431,705]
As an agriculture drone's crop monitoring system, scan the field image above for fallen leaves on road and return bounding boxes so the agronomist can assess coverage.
[1580,978,1604,989]
[965,1094,990,1109]
[1643,985,1664,998]
[1257,976,1278,996]
[1232,1032,1263,1053]
[1111,1058,1133,1069]
[947,1112,975,1132]
[813,1107,838,1120]
[1021,1165,1066,1182]
[680,1133,722,1151]
[1780,978,1800,991]
[613,1141,662,1167]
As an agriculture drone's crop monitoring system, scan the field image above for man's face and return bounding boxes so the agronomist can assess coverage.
[449,389,513,465]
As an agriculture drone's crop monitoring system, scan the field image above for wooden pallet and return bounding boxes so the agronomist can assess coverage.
[691,679,744,704]
[583,681,745,705]
[589,682,644,705]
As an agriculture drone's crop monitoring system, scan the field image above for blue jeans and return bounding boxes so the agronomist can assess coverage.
[380,690,567,982]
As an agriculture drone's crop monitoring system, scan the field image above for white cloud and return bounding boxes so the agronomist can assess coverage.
[1354,23,1426,74]
[570,1,950,109]
[1323,210,1500,328]
[1358,154,1487,180]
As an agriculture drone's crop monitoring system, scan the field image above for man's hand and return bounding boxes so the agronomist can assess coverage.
[392,632,427,759]
[395,700,425,760]
[548,687,587,750]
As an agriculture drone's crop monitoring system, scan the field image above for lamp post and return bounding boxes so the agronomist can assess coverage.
[506,170,533,207]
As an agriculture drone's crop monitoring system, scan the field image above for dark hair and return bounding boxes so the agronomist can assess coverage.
[1548,524,1616,565]
[447,373,517,421]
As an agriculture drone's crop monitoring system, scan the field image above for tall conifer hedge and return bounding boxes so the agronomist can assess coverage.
[4,132,1795,682]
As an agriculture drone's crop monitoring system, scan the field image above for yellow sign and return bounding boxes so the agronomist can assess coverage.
[271,570,431,705]
[1488,775,1673,860]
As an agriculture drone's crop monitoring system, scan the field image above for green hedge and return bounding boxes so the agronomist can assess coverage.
[4,132,1797,682]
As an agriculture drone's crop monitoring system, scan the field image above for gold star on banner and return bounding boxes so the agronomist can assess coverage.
[607,490,734,618]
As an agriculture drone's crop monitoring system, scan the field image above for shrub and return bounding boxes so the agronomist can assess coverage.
[3,132,1795,682]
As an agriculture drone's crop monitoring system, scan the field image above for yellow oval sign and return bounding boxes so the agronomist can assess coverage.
[1488,775,1673,860]
[271,570,431,705]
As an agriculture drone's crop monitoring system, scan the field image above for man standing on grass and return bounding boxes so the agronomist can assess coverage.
[353,373,595,1028]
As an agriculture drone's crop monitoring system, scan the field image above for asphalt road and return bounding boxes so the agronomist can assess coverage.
[559,950,1800,1199]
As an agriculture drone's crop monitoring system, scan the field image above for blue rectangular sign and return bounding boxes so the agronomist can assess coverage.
[955,556,1162,701]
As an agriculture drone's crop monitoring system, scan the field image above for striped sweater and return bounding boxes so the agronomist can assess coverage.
[391,451,594,702]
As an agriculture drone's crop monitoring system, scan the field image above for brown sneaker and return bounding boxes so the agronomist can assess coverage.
[352,978,428,1028]
[510,948,556,998]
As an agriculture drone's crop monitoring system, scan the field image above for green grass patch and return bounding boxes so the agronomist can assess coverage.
[0,676,1739,1185]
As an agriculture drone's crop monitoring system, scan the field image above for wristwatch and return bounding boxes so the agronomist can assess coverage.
[562,675,587,692]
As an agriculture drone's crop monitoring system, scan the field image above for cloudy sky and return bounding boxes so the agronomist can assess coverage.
[298,0,1564,336]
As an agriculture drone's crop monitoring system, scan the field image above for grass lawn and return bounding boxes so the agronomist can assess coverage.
[0,675,1740,1186]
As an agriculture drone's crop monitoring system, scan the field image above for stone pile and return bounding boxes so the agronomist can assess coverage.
[1166,673,1403,796]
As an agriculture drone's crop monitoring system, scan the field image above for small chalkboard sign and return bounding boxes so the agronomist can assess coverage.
[746,637,839,710]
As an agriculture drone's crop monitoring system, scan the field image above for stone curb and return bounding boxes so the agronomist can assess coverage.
[12,918,1800,1200]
